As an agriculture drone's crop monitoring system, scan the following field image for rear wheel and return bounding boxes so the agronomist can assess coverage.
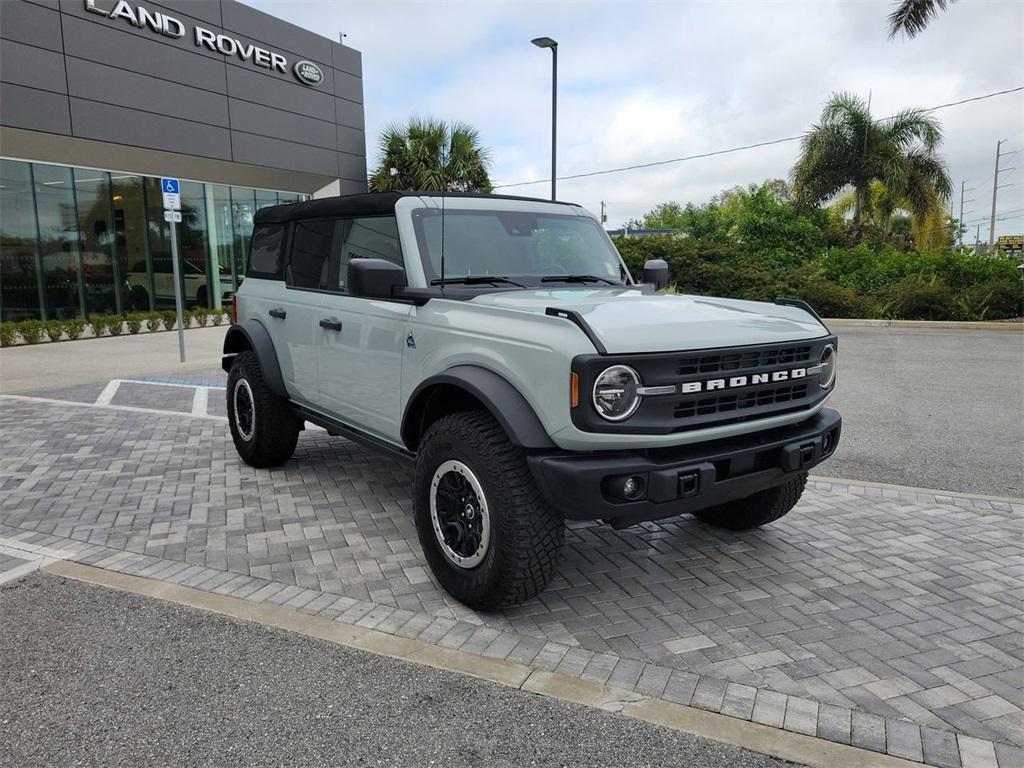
[226,350,300,468]
[692,473,807,530]
[413,410,564,610]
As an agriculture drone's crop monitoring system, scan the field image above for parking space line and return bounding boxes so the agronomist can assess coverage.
[0,393,227,422]
[125,377,226,390]
[191,386,209,417]
[94,379,121,406]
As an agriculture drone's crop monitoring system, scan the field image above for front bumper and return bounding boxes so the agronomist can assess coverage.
[528,408,841,527]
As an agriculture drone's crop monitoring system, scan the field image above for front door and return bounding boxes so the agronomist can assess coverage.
[316,216,410,443]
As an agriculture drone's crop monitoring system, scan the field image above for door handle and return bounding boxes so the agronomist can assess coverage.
[319,317,343,332]
[268,308,287,319]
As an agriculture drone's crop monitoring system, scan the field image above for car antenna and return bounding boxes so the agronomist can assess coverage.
[439,164,447,293]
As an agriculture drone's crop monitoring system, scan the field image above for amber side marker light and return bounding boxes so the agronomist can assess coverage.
[570,372,580,408]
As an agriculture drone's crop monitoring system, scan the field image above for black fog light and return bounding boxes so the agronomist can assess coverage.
[603,473,648,502]
[822,429,837,456]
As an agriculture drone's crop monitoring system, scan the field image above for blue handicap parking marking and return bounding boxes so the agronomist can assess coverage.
[161,178,180,194]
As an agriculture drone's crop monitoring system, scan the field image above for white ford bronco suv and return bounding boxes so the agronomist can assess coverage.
[222,192,841,609]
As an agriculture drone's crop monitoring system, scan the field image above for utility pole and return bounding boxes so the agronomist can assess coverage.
[958,180,975,248]
[600,201,607,226]
[989,140,1017,248]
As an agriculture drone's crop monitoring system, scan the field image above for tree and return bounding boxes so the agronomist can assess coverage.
[368,118,493,193]
[828,180,953,249]
[888,0,956,39]
[791,92,951,237]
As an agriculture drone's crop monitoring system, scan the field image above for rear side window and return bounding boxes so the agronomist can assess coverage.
[288,219,337,290]
[337,216,402,292]
[248,224,285,278]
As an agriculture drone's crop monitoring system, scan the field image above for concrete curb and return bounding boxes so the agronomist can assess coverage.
[809,475,1024,504]
[43,560,931,768]
[825,318,1022,331]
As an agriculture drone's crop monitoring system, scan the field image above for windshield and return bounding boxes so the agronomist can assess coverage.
[411,209,628,285]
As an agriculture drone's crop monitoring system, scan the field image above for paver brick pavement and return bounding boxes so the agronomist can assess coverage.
[0,395,1021,766]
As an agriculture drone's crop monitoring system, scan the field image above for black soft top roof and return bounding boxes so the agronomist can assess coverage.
[253,191,578,224]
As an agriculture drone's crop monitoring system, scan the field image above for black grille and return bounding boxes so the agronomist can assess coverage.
[677,345,811,375]
[673,383,809,420]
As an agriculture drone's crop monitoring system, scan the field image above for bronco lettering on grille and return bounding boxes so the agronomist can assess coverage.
[680,367,807,394]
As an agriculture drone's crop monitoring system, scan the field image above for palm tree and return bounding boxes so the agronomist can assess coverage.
[828,180,951,249]
[888,0,956,39]
[792,92,951,235]
[369,118,493,193]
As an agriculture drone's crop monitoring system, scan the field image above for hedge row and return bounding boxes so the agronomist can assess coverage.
[615,237,1023,321]
[0,308,230,346]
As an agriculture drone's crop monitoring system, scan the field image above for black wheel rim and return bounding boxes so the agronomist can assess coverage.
[233,378,255,441]
[429,460,490,568]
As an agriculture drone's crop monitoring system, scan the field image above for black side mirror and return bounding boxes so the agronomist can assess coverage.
[643,259,669,290]
[348,258,407,299]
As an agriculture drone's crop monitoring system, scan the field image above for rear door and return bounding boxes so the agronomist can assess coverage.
[272,218,338,407]
[316,216,411,442]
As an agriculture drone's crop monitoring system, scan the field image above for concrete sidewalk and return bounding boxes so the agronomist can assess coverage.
[0,327,226,394]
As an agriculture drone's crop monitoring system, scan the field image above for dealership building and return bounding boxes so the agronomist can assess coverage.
[0,0,366,320]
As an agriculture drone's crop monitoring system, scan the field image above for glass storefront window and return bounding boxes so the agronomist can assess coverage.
[230,187,256,286]
[110,174,150,312]
[0,160,42,321]
[74,168,119,316]
[33,164,84,320]
[206,184,237,296]
[0,158,310,322]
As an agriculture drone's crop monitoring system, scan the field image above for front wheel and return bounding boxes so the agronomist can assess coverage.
[692,473,807,530]
[226,350,300,468]
[413,410,564,610]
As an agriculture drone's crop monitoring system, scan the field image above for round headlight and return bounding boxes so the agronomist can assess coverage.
[593,365,642,421]
[818,344,837,389]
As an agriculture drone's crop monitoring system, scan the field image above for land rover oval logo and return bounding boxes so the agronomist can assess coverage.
[293,60,323,86]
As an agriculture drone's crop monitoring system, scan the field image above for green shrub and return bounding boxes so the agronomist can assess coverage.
[125,312,145,334]
[65,318,85,340]
[882,276,956,321]
[44,319,64,342]
[789,276,876,319]
[146,311,162,332]
[18,320,45,344]
[107,315,124,336]
[88,314,107,337]
[211,309,225,326]
[192,308,210,327]
[0,322,17,347]
[161,310,177,330]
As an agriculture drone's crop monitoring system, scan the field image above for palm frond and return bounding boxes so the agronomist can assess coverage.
[887,0,955,40]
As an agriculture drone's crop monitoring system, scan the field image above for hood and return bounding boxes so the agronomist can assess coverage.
[468,288,827,354]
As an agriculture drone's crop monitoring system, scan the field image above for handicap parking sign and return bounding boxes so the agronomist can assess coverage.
[161,177,181,210]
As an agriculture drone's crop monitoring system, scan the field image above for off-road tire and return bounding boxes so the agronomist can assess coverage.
[413,410,564,610]
[692,472,807,530]
[227,350,300,468]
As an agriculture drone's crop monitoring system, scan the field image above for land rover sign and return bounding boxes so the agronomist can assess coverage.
[293,60,324,86]
[84,0,322,85]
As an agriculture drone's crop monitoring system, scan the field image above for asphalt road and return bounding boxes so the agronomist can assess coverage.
[824,326,1023,497]
[0,573,794,768]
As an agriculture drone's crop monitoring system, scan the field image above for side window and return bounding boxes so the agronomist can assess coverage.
[337,216,402,292]
[248,224,285,278]
[287,219,337,290]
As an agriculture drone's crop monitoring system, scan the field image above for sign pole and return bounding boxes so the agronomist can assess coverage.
[168,219,186,363]
[161,177,185,363]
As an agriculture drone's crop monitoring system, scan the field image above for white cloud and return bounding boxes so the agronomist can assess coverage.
[248,0,1024,234]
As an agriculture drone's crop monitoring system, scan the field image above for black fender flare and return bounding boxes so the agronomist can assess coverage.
[221,320,287,398]
[402,365,555,451]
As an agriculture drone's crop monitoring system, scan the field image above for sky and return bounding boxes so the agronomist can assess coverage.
[246,0,1024,237]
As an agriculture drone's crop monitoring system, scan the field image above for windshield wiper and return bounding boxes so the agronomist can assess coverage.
[541,274,620,285]
[431,275,526,287]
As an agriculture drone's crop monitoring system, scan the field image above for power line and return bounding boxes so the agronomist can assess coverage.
[493,85,1024,189]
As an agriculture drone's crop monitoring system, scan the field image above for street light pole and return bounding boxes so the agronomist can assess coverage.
[531,36,558,201]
